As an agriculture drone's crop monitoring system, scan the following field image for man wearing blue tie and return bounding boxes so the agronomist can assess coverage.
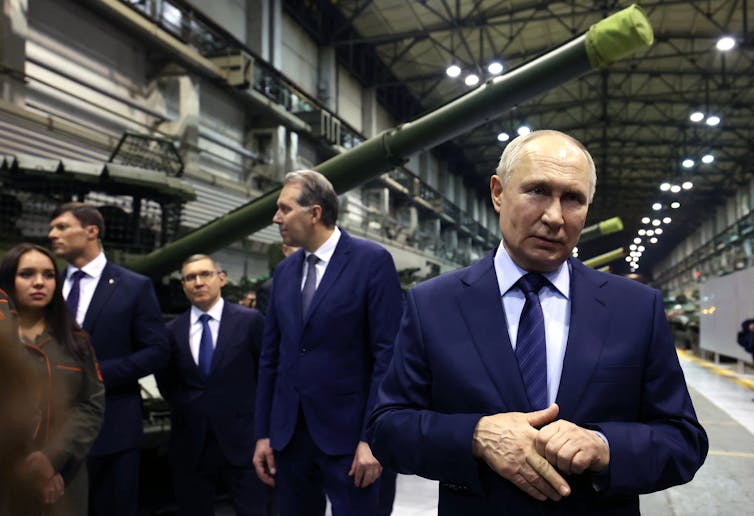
[157,254,270,515]
[48,202,169,516]
[253,170,403,516]
[368,130,708,515]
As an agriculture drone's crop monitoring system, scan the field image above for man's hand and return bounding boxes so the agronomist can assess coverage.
[472,404,570,502]
[535,419,609,475]
[43,474,65,504]
[348,441,382,488]
[252,438,276,487]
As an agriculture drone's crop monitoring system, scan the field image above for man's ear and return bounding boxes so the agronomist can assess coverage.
[490,175,503,213]
[310,205,322,224]
[85,224,99,241]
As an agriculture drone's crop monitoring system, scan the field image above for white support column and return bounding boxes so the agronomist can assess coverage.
[317,46,337,111]
[0,0,27,104]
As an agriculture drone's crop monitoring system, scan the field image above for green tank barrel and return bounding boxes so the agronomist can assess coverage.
[580,217,624,244]
[129,5,653,277]
[583,247,626,269]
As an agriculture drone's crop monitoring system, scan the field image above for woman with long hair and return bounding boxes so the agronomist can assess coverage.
[0,243,104,515]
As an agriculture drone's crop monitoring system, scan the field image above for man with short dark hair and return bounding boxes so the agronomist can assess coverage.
[49,202,169,516]
[253,170,403,515]
[158,254,270,515]
[368,130,708,515]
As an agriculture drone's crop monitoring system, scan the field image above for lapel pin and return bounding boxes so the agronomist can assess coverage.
[109,278,115,284]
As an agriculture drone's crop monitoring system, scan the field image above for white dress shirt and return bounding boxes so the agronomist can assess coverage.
[188,297,224,365]
[493,242,571,406]
[63,251,108,326]
[301,226,342,290]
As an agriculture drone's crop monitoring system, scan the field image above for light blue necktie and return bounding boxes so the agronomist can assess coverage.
[516,273,548,410]
[301,254,320,317]
[197,313,214,378]
[66,269,86,318]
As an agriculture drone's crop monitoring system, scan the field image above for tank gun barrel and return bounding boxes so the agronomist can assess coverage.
[583,248,626,269]
[580,217,624,244]
[129,5,653,277]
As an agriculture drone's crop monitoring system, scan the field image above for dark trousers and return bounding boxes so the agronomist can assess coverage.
[88,449,140,516]
[172,431,270,516]
[377,469,397,516]
[275,416,379,516]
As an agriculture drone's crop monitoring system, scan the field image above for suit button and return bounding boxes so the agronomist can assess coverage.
[300,348,307,354]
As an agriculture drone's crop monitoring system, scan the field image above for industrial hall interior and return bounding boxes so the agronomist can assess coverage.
[0,0,753,515]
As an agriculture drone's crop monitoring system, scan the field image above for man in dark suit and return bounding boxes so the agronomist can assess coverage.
[157,254,270,515]
[48,203,170,516]
[368,130,708,515]
[252,170,403,516]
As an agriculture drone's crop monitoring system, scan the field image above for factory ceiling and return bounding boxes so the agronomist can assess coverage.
[284,0,754,276]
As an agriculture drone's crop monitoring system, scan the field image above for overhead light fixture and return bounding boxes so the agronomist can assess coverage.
[682,158,695,168]
[517,125,531,136]
[638,229,646,236]
[650,237,658,243]
[655,228,663,235]
[716,36,736,51]
[671,201,681,208]
[497,132,510,142]
[446,64,461,77]
[646,230,655,236]
[625,256,632,262]
[488,61,504,75]
[706,115,721,126]
[630,244,637,250]
[638,245,645,252]
[633,237,641,244]
[660,183,671,191]
[682,181,693,190]
[652,203,662,211]
[689,111,705,122]
[663,217,672,224]
[641,217,651,224]
[702,154,714,164]
[652,219,661,226]
[670,185,681,193]
[465,74,480,86]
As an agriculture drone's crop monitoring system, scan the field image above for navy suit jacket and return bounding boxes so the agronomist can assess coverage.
[82,262,170,455]
[255,229,403,456]
[368,254,708,515]
[158,301,264,467]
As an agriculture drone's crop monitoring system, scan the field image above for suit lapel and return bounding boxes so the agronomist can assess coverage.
[82,262,120,334]
[174,311,202,380]
[457,253,530,411]
[303,230,351,324]
[555,259,609,419]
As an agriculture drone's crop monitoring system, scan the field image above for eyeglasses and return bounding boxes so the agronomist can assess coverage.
[181,270,221,283]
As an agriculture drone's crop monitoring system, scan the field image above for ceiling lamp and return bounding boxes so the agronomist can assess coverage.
[625,256,632,262]
[446,64,461,77]
[638,229,646,236]
[497,132,510,142]
[706,115,721,126]
[682,158,695,168]
[655,228,663,235]
[689,111,704,122]
[641,216,650,224]
[633,237,641,244]
[660,182,671,191]
[465,74,480,86]
[702,154,714,164]
[630,244,637,250]
[646,230,655,236]
[650,237,658,243]
[517,125,531,136]
[652,219,661,226]
[682,181,693,190]
[652,202,662,210]
[716,36,736,51]
[638,245,645,252]
[670,185,681,193]
[663,217,672,224]
[488,61,504,75]
[671,202,681,209]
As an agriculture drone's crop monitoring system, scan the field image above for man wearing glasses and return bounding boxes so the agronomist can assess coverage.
[157,254,271,515]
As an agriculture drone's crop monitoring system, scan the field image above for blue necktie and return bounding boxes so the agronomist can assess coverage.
[197,313,214,378]
[66,269,86,318]
[516,273,549,411]
[301,254,320,317]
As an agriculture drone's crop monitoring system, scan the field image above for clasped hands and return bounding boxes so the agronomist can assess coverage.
[22,451,65,505]
[472,404,609,502]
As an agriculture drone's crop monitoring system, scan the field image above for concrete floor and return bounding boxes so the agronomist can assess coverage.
[386,353,754,516]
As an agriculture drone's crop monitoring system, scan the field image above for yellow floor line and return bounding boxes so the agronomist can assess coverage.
[677,349,754,391]
[707,450,754,458]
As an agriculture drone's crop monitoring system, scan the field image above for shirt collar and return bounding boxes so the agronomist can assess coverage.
[493,242,570,299]
[190,297,225,324]
[68,251,107,280]
[305,226,341,265]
